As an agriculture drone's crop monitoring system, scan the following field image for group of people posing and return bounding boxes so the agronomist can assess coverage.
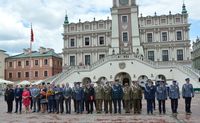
[4,77,194,115]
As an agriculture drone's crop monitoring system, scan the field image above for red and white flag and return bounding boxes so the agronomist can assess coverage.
[31,24,34,42]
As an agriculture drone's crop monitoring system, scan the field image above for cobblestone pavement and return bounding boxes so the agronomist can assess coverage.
[0,94,199,123]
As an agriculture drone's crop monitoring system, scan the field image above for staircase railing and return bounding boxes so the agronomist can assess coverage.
[50,54,200,84]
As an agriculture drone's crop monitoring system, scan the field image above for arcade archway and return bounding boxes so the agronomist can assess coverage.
[155,74,167,85]
[98,77,107,84]
[82,77,92,85]
[114,72,131,86]
[138,75,148,87]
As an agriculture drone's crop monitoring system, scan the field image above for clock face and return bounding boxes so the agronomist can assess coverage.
[119,0,129,5]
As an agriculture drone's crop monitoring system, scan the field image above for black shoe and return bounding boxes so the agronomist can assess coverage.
[14,111,17,113]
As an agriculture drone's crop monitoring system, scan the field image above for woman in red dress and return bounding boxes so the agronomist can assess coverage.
[22,85,31,113]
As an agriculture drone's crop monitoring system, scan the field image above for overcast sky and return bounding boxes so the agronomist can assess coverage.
[0,0,200,55]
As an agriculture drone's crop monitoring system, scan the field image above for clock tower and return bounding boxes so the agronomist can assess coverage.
[109,0,143,55]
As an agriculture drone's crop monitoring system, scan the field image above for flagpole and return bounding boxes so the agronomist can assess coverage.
[29,23,33,83]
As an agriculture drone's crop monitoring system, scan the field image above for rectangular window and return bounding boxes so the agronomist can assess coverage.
[18,61,21,67]
[161,19,166,24]
[99,37,105,45]
[44,59,48,65]
[25,61,29,66]
[99,54,105,60]
[148,51,155,61]
[17,72,21,78]
[177,31,182,40]
[70,38,75,47]
[9,62,12,67]
[162,50,169,61]
[84,37,90,46]
[35,60,39,66]
[147,33,153,42]
[147,20,151,25]
[70,26,75,31]
[176,18,181,23]
[122,32,128,42]
[9,73,12,79]
[35,71,39,77]
[162,32,168,41]
[85,25,89,30]
[70,56,75,66]
[122,16,128,23]
[177,49,183,61]
[98,23,104,29]
[44,71,48,77]
[25,72,29,78]
[85,55,91,65]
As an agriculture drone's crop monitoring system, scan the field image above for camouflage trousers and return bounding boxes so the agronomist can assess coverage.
[96,99,103,113]
[124,100,130,113]
[132,99,141,114]
[104,100,112,113]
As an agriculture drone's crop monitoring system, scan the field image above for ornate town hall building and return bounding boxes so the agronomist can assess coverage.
[50,0,200,88]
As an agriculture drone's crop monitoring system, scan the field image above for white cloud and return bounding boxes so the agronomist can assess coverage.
[0,0,200,55]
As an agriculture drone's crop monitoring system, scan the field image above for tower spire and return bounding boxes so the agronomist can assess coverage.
[182,0,187,14]
[64,10,69,25]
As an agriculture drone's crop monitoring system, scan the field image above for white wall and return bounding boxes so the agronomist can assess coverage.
[59,59,200,88]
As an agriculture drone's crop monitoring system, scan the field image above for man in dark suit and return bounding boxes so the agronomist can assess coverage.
[4,84,15,113]
[85,83,95,114]
[14,85,23,114]
[112,80,123,114]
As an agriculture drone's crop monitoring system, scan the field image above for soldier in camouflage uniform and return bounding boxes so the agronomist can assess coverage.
[131,81,143,114]
[123,79,132,113]
[94,82,104,113]
[103,81,112,114]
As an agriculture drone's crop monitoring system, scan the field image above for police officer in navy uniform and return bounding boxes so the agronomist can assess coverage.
[182,78,194,114]
[14,85,23,114]
[112,80,123,114]
[156,80,168,114]
[4,84,14,113]
[144,79,156,114]
[169,80,180,114]
[74,82,84,114]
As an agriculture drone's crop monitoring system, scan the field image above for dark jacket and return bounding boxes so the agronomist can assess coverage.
[74,87,84,101]
[84,87,95,101]
[112,84,123,100]
[63,87,72,99]
[4,88,14,102]
[144,85,156,100]
[14,88,23,100]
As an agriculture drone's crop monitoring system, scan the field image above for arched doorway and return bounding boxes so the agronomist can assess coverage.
[156,74,166,82]
[82,77,92,86]
[155,74,167,85]
[98,77,107,85]
[114,72,131,86]
[138,75,148,88]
